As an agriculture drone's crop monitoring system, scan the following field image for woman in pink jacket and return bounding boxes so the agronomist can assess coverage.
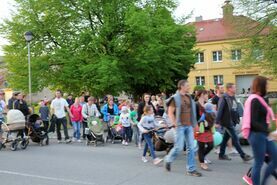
[70,97,83,142]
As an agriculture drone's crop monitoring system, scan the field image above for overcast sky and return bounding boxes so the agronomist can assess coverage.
[0,0,226,55]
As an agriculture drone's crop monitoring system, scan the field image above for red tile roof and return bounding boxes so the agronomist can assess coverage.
[193,16,270,43]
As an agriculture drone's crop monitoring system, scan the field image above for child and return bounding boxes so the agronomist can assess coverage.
[120,106,131,146]
[197,103,215,171]
[39,100,50,132]
[130,103,139,147]
[138,105,163,165]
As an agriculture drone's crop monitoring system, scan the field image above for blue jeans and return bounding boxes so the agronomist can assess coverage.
[72,121,81,140]
[249,132,277,185]
[219,126,245,158]
[142,133,156,159]
[165,125,196,172]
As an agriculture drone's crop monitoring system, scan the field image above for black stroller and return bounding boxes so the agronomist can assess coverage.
[27,114,49,146]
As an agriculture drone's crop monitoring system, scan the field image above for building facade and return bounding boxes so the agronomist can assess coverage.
[188,1,277,94]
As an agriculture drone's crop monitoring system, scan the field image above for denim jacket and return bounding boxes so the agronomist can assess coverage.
[101,104,119,122]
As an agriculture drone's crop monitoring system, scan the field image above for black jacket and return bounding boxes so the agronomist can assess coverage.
[216,94,240,128]
[14,100,29,116]
[137,102,156,121]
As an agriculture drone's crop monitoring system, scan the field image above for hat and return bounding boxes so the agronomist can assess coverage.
[121,106,128,113]
[204,103,214,113]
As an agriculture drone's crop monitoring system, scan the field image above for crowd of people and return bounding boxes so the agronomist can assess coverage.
[0,76,276,185]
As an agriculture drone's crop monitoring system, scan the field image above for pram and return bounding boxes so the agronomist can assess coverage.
[0,110,29,151]
[27,114,49,146]
[85,117,107,146]
[107,115,123,144]
[153,116,174,154]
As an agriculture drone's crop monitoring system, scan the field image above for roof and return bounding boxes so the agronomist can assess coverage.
[193,16,270,43]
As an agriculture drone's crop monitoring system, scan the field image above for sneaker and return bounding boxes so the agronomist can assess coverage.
[77,139,82,143]
[187,170,202,177]
[124,142,128,146]
[165,162,171,172]
[204,158,212,164]
[65,139,72,144]
[228,148,239,155]
[142,157,148,163]
[214,148,220,154]
[122,140,126,145]
[242,175,253,185]
[72,138,77,142]
[219,155,231,160]
[153,158,163,165]
[242,154,253,162]
[58,140,62,144]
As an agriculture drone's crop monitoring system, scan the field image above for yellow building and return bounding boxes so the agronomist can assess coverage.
[188,1,277,94]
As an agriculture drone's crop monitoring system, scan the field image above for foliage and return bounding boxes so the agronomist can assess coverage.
[0,0,196,96]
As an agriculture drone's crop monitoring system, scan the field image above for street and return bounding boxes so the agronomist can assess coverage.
[0,135,271,185]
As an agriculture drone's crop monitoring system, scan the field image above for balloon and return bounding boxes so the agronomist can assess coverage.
[213,131,223,146]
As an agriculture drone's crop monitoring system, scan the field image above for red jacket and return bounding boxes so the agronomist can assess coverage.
[70,104,83,122]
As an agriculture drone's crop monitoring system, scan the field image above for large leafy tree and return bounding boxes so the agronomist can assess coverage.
[232,0,277,77]
[0,0,196,96]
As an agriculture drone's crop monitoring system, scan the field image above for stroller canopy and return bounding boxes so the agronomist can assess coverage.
[6,109,25,125]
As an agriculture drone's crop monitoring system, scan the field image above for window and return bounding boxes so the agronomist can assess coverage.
[212,51,222,62]
[252,49,263,60]
[196,76,205,86]
[231,49,241,61]
[214,75,224,85]
[196,52,204,63]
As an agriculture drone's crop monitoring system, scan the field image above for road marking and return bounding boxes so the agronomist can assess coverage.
[0,170,95,185]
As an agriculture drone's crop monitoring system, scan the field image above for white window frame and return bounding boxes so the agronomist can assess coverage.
[231,49,241,61]
[213,75,224,85]
[196,52,204,64]
[196,76,205,86]
[212,51,222,62]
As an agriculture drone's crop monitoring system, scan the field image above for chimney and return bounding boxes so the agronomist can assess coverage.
[195,16,203,22]
[222,0,234,22]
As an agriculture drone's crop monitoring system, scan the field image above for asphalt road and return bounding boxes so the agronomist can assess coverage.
[0,136,275,185]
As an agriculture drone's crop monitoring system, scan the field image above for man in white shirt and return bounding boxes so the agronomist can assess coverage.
[51,90,73,143]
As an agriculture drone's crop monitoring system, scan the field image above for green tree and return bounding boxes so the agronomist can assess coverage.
[232,0,277,77]
[0,0,196,96]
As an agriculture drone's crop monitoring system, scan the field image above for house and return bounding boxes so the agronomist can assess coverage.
[187,0,277,94]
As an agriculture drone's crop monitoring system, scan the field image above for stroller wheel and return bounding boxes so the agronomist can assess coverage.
[11,141,18,151]
[20,139,29,150]
[86,140,90,146]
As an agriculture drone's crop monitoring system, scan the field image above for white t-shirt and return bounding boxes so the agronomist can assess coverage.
[50,98,69,119]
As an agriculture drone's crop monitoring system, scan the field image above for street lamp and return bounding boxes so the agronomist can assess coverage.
[24,31,33,105]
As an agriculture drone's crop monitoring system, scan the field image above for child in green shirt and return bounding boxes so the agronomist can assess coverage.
[130,103,140,147]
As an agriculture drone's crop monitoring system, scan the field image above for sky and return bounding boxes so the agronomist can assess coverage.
[0,0,226,55]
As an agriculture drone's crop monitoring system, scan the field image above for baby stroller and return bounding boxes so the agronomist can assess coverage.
[153,116,174,154]
[27,114,49,146]
[85,117,107,146]
[0,110,29,151]
[107,116,123,144]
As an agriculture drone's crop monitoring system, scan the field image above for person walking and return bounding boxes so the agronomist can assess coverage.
[120,106,132,146]
[216,83,252,161]
[130,103,139,147]
[82,97,101,139]
[242,76,277,185]
[138,105,163,165]
[39,100,50,132]
[0,91,7,146]
[14,93,30,118]
[70,97,83,142]
[50,90,72,143]
[164,80,202,177]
